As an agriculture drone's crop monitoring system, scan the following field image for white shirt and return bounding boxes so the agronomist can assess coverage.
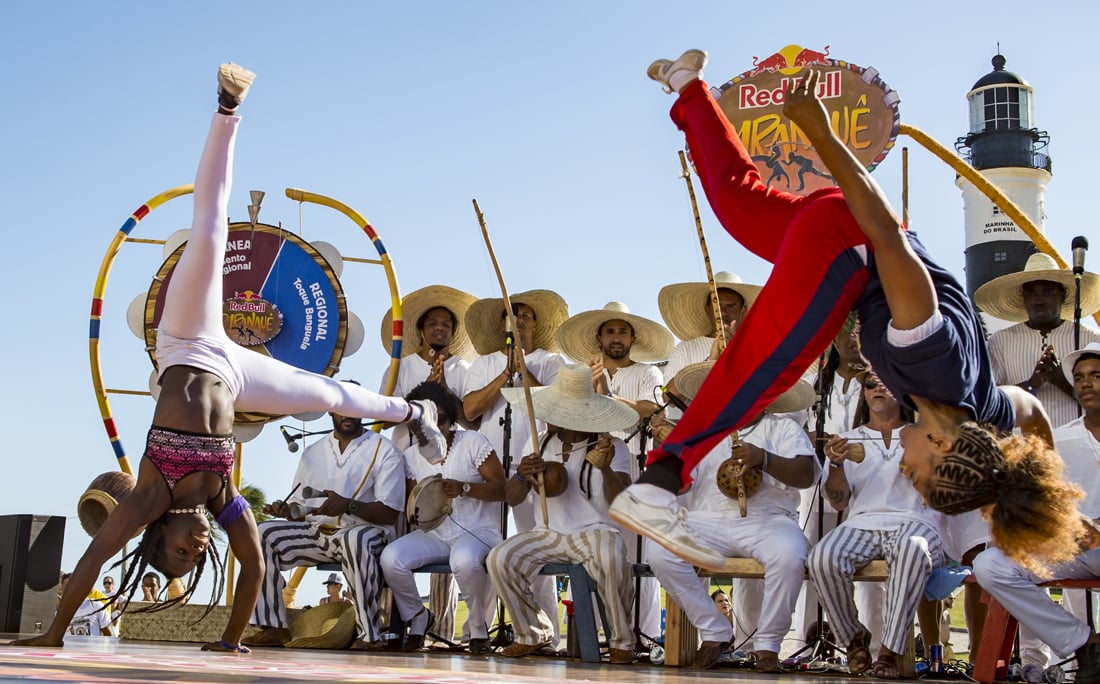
[663,336,713,382]
[685,413,817,520]
[606,362,664,462]
[802,370,864,434]
[520,432,632,534]
[289,430,405,537]
[1054,418,1100,519]
[381,353,470,450]
[989,321,1100,428]
[835,425,937,530]
[404,429,499,543]
[463,349,564,469]
[66,598,112,636]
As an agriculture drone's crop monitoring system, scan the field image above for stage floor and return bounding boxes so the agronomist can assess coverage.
[0,636,956,684]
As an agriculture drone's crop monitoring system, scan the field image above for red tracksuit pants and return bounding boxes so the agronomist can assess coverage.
[649,79,874,487]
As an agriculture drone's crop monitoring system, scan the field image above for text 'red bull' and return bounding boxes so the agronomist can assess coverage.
[739,70,843,110]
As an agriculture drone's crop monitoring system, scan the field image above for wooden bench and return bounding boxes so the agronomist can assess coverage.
[659,558,916,674]
[971,578,1100,683]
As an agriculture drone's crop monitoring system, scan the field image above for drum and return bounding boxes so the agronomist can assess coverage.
[78,471,138,537]
[407,474,452,531]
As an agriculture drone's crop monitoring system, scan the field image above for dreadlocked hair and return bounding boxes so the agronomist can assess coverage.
[107,514,227,619]
[985,433,1086,578]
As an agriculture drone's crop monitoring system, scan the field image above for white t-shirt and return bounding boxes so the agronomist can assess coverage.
[1054,418,1100,519]
[404,429,499,543]
[835,425,938,530]
[519,432,632,534]
[463,349,564,469]
[685,413,817,520]
[989,321,1100,428]
[801,370,863,435]
[66,598,112,636]
[289,430,405,537]
[606,362,664,462]
[381,353,470,450]
[663,336,713,382]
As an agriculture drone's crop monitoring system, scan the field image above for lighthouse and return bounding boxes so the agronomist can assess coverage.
[955,54,1051,301]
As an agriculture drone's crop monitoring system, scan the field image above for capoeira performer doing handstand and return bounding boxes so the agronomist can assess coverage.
[12,63,445,652]
[610,50,1078,578]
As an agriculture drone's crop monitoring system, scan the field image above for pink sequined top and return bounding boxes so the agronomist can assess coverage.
[144,427,235,499]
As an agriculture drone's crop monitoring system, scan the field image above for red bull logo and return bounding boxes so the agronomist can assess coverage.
[710,44,901,197]
[223,295,283,346]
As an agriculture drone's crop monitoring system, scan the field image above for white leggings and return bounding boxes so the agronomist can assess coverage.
[156,113,409,421]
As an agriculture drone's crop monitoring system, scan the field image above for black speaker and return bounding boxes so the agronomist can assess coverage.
[0,515,65,633]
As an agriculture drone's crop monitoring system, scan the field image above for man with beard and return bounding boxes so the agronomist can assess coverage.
[462,290,569,651]
[243,381,405,650]
[380,285,478,647]
[555,302,674,648]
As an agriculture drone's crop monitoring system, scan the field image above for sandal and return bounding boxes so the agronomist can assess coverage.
[845,629,872,675]
[871,652,901,680]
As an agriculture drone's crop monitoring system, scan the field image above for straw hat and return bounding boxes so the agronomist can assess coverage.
[973,252,1100,322]
[465,289,569,356]
[672,361,815,414]
[380,285,478,360]
[501,363,640,433]
[658,271,763,340]
[1063,341,1100,385]
[555,302,674,363]
[284,602,356,649]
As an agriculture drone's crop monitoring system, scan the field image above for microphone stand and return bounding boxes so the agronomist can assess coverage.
[631,415,658,658]
[490,335,517,649]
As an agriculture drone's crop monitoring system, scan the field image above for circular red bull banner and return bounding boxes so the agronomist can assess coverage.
[711,44,901,196]
[142,222,348,424]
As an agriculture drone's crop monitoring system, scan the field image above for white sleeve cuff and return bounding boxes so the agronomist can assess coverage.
[886,310,945,348]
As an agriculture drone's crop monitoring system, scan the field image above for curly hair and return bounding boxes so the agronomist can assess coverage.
[985,433,1086,578]
[928,427,1085,577]
[407,380,460,426]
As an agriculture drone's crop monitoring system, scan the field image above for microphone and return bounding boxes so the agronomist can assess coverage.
[1073,236,1089,276]
[280,425,300,453]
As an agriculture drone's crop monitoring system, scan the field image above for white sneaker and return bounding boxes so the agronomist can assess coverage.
[646,49,707,93]
[218,63,255,111]
[408,399,447,464]
[609,487,726,571]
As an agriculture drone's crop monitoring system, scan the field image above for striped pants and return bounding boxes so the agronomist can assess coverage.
[251,520,388,641]
[808,520,943,654]
[645,78,871,487]
[486,527,634,651]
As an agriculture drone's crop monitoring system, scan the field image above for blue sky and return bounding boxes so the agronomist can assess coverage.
[3,1,1096,608]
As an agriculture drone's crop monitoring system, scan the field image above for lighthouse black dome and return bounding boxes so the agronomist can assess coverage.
[971,54,1030,90]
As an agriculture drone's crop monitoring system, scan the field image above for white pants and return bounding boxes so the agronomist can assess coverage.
[808,520,942,654]
[252,520,387,640]
[973,546,1100,658]
[647,512,808,652]
[157,114,411,421]
[380,528,501,640]
[487,527,633,650]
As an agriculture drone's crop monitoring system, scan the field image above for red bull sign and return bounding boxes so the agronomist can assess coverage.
[713,44,901,196]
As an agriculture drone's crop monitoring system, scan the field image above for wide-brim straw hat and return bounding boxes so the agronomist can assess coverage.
[1063,341,1100,385]
[380,285,478,360]
[973,252,1100,322]
[465,289,569,356]
[284,602,356,649]
[673,361,815,414]
[501,363,640,433]
[658,271,764,341]
[555,302,674,363]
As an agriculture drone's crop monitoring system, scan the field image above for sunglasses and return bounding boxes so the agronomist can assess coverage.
[862,376,883,390]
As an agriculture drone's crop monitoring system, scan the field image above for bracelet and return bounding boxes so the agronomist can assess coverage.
[220,639,248,653]
[761,451,771,471]
[513,472,526,483]
[829,461,843,469]
[1025,380,1035,395]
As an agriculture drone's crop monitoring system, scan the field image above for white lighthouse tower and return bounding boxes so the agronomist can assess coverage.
[955,54,1051,305]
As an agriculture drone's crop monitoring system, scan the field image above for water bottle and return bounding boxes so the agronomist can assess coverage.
[1021,662,1044,683]
[1043,664,1066,684]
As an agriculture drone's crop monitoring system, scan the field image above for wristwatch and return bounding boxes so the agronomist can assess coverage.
[461,482,472,496]
[346,499,359,515]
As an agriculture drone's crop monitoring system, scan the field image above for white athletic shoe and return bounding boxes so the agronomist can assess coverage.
[646,49,707,93]
[609,487,726,571]
[408,399,447,464]
[218,63,255,111]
